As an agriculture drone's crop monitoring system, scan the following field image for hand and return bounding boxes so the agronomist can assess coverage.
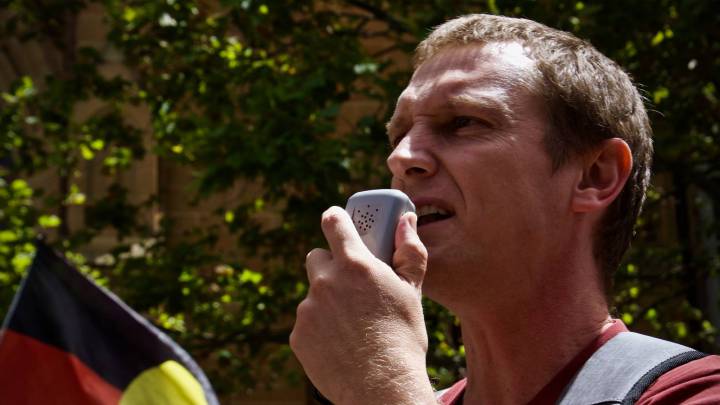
[290,206,435,404]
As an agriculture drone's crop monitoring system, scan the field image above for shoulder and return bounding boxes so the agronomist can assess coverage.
[637,354,720,404]
[437,378,467,405]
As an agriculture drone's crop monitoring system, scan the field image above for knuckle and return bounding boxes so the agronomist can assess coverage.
[288,328,298,350]
[290,302,308,351]
[295,299,310,318]
[404,240,428,262]
[290,298,323,355]
[337,252,365,271]
[289,329,302,354]
[310,273,332,294]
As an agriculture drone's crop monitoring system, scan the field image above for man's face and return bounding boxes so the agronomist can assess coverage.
[387,42,580,312]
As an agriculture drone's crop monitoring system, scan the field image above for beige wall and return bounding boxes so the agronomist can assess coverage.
[0,5,309,403]
[1,3,406,403]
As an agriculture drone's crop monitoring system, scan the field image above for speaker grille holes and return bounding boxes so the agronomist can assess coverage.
[352,206,378,235]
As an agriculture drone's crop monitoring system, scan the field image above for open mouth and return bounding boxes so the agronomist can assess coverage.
[416,204,454,227]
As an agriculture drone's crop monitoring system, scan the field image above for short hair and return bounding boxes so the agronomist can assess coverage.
[415,14,653,292]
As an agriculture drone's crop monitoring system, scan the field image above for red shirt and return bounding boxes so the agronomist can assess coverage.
[438,321,720,404]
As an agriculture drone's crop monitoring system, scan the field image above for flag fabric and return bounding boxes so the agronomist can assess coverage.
[0,241,219,405]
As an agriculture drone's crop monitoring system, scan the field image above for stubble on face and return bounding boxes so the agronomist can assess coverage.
[388,42,574,313]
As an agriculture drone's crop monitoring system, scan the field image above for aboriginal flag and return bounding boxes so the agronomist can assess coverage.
[0,241,219,405]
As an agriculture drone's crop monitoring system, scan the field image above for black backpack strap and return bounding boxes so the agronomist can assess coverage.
[621,349,707,404]
[557,332,706,405]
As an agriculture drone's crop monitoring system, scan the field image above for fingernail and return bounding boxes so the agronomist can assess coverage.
[409,212,417,231]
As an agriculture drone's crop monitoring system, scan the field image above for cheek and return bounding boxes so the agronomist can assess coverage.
[390,176,403,190]
[462,162,552,244]
[452,139,556,223]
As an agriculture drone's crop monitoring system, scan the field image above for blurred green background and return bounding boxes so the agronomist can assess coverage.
[1,0,719,402]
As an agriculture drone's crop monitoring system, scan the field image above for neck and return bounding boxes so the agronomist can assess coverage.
[455,259,610,404]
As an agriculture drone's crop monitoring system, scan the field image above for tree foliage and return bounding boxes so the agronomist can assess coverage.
[1,0,719,397]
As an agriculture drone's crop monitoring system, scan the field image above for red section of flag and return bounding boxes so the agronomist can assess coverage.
[0,329,123,405]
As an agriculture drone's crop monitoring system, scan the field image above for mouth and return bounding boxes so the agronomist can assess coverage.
[415,204,454,227]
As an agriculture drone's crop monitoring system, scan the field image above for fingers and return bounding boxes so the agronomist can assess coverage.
[305,206,376,292]
[305,248,332,284]
[320,206,370,260]
[313,208,426,289]
[392,212,428,289]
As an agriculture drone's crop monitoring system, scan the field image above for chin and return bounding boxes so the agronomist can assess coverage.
[420,276,464,313]
[425,245,461,274]
[420,280,443,302]
[421,257,453,300]
[421,249,485,307]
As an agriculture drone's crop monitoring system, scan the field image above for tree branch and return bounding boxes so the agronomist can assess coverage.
[343,0,409,34]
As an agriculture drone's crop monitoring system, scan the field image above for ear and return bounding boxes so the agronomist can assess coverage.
[572,138,633,213]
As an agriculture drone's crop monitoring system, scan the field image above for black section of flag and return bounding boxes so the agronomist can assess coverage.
[2,240,218,404]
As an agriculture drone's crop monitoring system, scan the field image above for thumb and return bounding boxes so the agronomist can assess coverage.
[392,212,428,290]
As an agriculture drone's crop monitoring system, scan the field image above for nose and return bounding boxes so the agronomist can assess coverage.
[386,130,437,184]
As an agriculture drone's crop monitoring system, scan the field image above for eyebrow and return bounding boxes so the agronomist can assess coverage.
[447,92,515,123]
[385,110,406,141]
[385,90,515,143]
[385,94,412,143]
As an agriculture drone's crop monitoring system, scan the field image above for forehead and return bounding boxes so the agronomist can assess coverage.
[398,42,539,108]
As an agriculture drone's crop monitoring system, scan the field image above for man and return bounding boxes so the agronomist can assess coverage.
[290,14,720,404]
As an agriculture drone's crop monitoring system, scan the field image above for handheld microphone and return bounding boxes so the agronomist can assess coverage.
[310,190,415,405]
[345,189,416,264]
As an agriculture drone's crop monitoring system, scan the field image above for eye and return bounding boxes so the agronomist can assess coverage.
[389,133,406,149]
[451,116,491,129]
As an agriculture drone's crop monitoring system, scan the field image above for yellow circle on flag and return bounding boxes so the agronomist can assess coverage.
[120,360,208,405]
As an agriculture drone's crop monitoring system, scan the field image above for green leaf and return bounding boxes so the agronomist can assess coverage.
[703,82,717,104]
[622,313,634,325]
[353,62,378,75]
[674,322,688,338]
[488,0,499,14]
[123,7,137,22]
[90,139,105,150]
[0,230,18,243]
[80,144,95,160]
[38,215,61,228]
[12,253,33,273]
[653,87,669,104]
[2,93,16,103]
[239,269,262,284]
[651,31,665,46]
